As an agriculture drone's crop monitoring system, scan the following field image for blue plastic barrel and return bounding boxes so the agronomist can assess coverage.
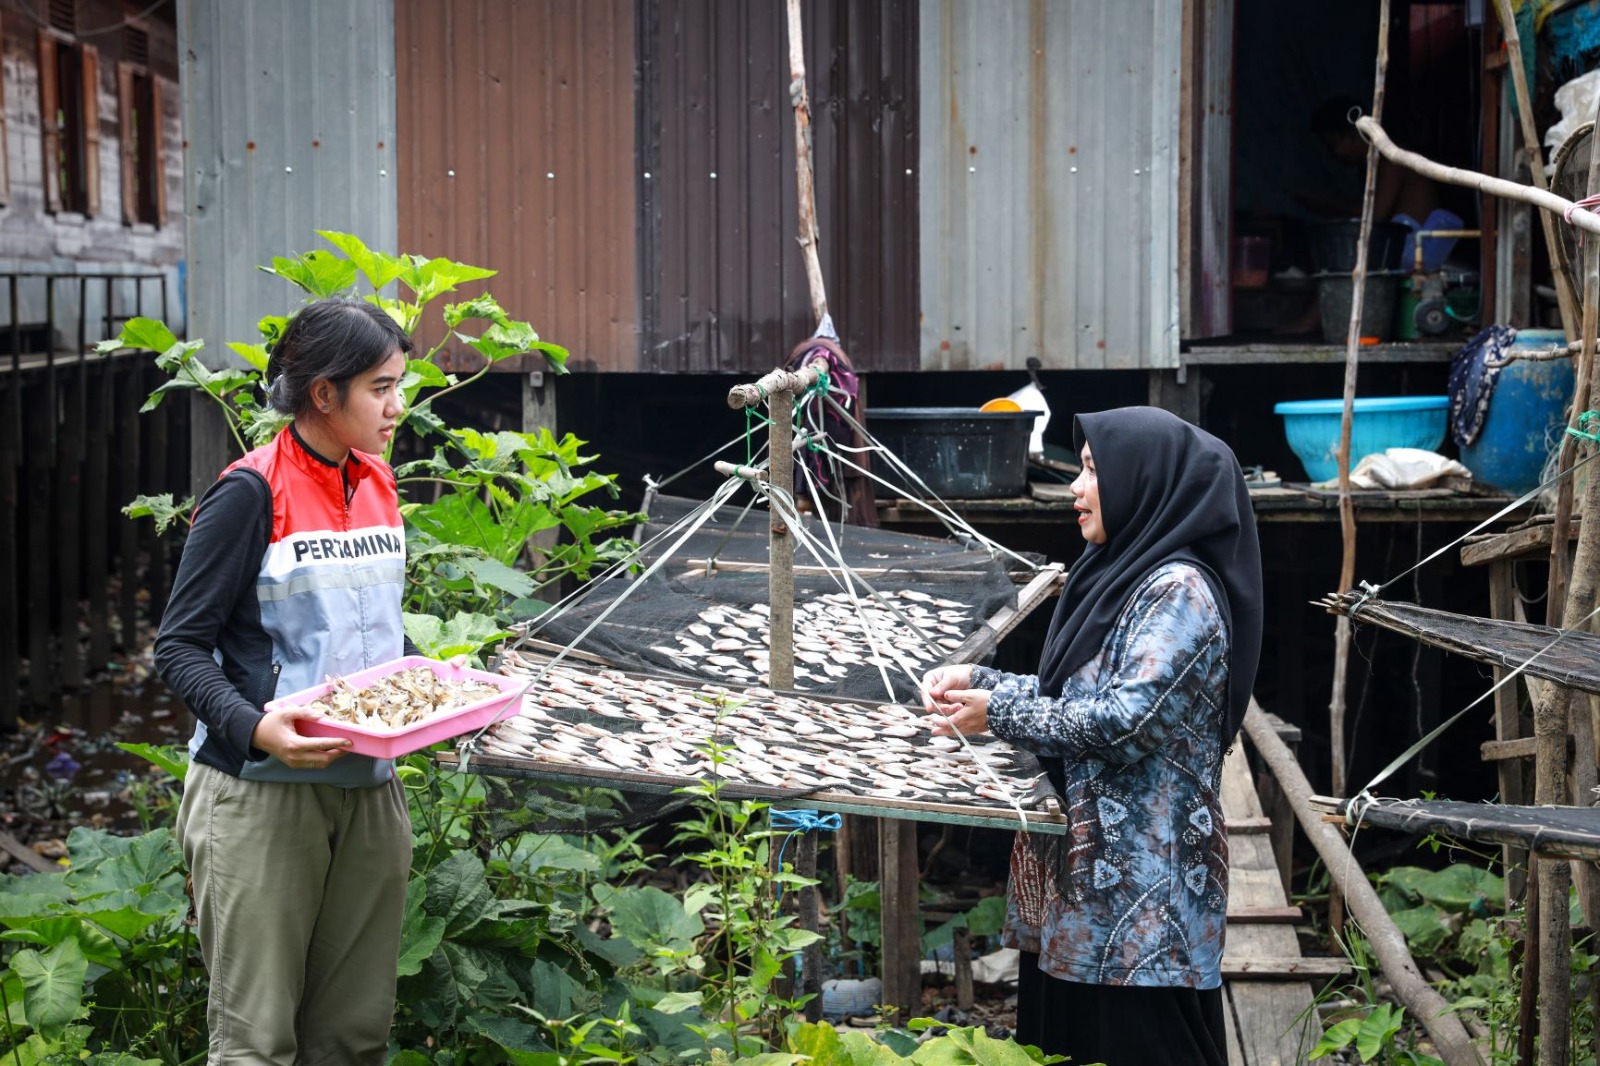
[1459,329,1574,495]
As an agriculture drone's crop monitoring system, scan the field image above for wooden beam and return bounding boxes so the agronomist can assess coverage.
[1244,705,1487,1066]
[0,830,58,874]
[1226,906,1305,925]
[1222,957,1349,980]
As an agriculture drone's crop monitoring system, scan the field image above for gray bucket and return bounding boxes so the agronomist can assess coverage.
[1315,271,1403,344]
[866,407,1041,499]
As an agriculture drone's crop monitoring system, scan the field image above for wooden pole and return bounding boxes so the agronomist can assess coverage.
[1354,118,1600,235]
[787,0,828,327]
[1329,0,1391,935]
[1494,0,1580,340]
[1242,706,1487,1066]
[1551,109,1600,994]
[796,830,822,1022]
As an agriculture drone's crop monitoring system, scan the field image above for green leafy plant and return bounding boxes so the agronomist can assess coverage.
[101,230,642,661]
[654,698,823,1056]
[728,1017,1068,1065]
[0,827,203,1064]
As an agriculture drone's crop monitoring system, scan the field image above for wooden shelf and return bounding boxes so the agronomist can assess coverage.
[1182,340,1459,365]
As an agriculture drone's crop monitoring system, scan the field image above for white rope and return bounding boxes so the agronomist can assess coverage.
[458,477,750,770]
[644,428,768,494]
[759,474,1031,832]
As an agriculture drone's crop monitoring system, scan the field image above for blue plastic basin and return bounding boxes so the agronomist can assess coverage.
[1273,396,1449,483]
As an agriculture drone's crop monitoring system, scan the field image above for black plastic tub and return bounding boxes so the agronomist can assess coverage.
[866,407,1041,499]
[1309,220,1409,274]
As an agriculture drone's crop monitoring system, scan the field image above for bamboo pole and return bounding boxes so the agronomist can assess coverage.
[1328,0,1392,935]
[1494,0,1580,338]
[1242,707,1488,1066]
[787,0,828,327]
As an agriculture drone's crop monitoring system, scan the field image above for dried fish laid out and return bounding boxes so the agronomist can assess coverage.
[647,588,977,689]
[470,650,1054,816]
[303,666,502,730]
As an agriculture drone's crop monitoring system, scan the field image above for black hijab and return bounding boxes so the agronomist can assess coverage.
[1037,407,1263,744]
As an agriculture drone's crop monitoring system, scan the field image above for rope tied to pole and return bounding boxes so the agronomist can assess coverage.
[770,809,841,901]
[1566,409,1600,444]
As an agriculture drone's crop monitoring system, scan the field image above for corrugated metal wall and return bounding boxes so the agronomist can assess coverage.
[918,0,1182,371]
[395,0,636,373]
[637,0,918,374]
[179,0,398,350]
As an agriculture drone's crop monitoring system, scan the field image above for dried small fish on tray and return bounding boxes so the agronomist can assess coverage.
[462,650,1058,824]
[649,589,978,689]
[304,666,502,729]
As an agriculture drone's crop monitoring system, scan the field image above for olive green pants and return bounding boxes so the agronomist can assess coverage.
[177,762,412,1065]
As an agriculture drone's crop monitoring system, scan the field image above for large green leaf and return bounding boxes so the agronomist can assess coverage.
[424,851,495,937]
[529,957,586,1021]
[77,902,174,943]
[114,742,189,782]
[505,833,601,876]
[1310,1017,1363,1059]
[458,556,536,599]
[95,316,177,355]
[572,921,642,969]
[1376,865,1503,913]
[1355,1004,1403,1062]
[260,251,359,298]
[591,883,703,956]
[400,256,497,303]
[444,294,511,329]
[402,611,508,661]
[225,341,270,371]
[317,230,406,289]
[8,917,118,968]
[462,1009,552,1054]
[63,828,183,899]
[10,938,88,1041]
[397,877,447,977]
[0,883,74,924]
[939,1027,1063,1066]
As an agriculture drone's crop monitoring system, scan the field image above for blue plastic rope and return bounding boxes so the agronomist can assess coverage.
[771,808,841,901]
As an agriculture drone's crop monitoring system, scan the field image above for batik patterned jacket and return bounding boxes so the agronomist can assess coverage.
[975,561,1231,989]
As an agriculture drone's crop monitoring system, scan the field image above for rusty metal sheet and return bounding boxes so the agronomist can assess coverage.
[395,0,637,373]
[919,0,1183,371]
[638,0,919,374]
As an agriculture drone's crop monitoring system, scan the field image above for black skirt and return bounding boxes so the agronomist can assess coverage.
[1014,951,1227,1066]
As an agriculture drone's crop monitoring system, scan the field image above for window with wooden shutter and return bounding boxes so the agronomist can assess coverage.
[118,61,135,222]
[37,0,101,217]
[80,43,99,217]
[0,13,10,207]
[38,28,61,213]
[117,54,164,226]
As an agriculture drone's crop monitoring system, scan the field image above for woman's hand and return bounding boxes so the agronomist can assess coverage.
[923,687,990,737]
[920,664,974,714]
[251,707,352,769]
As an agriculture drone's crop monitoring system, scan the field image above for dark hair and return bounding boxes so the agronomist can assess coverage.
[1312,97,1363,140]
[264,298,413,415]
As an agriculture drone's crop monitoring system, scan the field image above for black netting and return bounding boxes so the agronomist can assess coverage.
[525,494,1039,705]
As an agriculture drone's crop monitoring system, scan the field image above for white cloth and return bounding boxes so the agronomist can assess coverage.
[1311,447,1471,491]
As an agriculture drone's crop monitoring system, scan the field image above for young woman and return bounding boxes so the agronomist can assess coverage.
[155,297,416,1063]
[922,406,1263,1066]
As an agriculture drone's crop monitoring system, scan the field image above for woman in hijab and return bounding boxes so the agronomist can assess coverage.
[921,406,1263,1066]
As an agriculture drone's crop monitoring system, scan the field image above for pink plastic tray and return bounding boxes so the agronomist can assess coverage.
[267,655,526,759]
